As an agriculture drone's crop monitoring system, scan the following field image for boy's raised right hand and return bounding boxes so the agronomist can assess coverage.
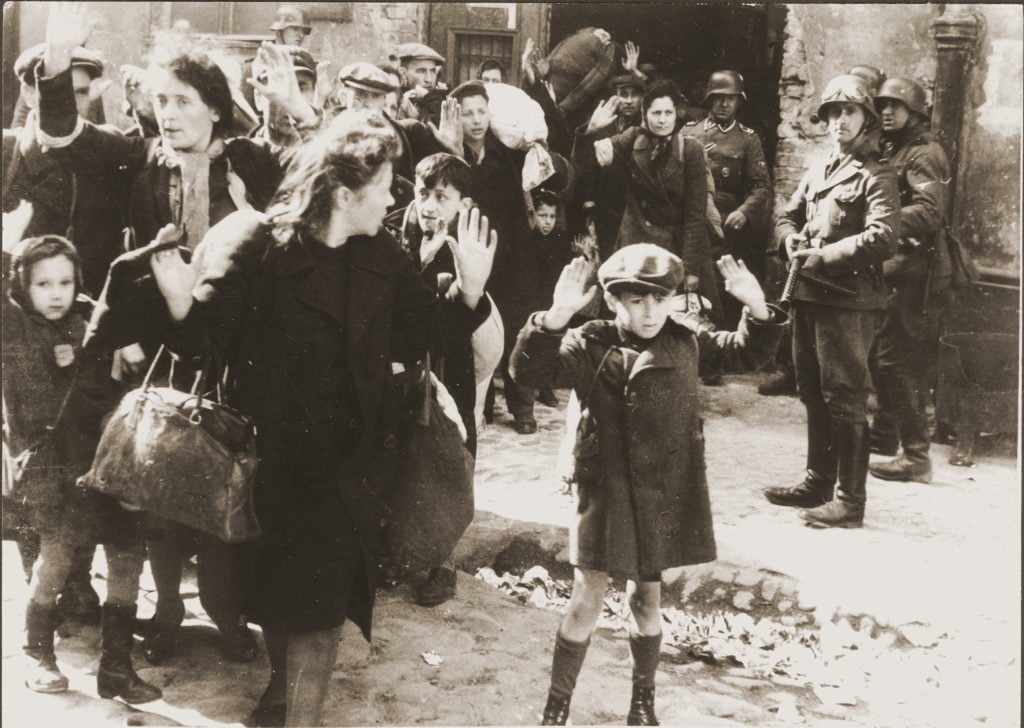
[717,255,769,321]
[542,257,597,331]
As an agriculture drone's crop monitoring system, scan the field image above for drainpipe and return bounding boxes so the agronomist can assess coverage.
[930,4,981,210]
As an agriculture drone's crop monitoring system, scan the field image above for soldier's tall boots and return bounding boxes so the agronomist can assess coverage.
[802,420,868,528]
[97,602,163,704]
[870,374,933,483]
[764,406,836,507]
[540,632,590,725]
[24,601,68,693]
[627,632,661,726]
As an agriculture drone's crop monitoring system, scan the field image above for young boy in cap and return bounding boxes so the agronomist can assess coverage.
[510,246,785,725]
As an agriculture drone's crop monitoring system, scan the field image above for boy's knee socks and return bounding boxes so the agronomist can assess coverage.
[549,631,591,699]
[629,631,662,688]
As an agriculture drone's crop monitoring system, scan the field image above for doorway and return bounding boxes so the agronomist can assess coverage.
[548,2,787,168]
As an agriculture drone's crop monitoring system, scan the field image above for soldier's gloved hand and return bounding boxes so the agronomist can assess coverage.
[790,246,824,273]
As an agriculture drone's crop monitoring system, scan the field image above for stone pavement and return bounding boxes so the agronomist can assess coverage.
[1,371,1019,727]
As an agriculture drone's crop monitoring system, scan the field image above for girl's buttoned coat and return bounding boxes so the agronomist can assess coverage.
[510,310,784,577]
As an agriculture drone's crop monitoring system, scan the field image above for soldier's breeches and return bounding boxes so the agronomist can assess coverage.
[792,302,881,423]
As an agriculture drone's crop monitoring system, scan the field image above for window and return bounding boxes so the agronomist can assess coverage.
[453,32,514,84]
[169,2,277,37]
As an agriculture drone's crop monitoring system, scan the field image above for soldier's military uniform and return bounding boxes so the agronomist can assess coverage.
[763,75,899,529]
[684,73,771,330]
[868,78,952,483]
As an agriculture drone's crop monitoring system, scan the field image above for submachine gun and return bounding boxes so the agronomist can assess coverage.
[779,232,856,311]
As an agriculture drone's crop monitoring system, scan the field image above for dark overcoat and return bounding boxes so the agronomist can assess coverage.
[586,126,723,314]
[162,210,490,637]
[510,309,784,577]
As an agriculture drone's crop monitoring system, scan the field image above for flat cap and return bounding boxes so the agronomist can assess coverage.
[15,43,104,85]
[598,244,685,295]
[339,61,396,93]
[396,42,444,65]
[448,80,488,102]
[609,73,644,91]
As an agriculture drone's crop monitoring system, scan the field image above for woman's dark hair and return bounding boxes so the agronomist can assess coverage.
[642,80,681,117]
[148,43,234,138]
[267,110,400,237]
[415,153,472,197]
[477,59,504,79]
[7,235,83,310]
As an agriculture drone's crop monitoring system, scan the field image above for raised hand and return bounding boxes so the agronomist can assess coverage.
[44,2,98,77]
[542,257,597,331]
[622,41,640,73]
[449,206,496,309]
[717,255,769,320]
[521,37,537,86]
[2,201,34,255]
[586,96,620,134]
[315,60,334,106]
[148,224,198,322]
[429,97,463,155]
[249,42,317,126]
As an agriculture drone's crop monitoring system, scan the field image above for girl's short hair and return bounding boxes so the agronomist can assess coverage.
[7,235,83,308]
[267,110,400,238]
[149,43,234,138]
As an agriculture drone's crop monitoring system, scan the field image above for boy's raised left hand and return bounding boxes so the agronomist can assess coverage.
[449,205,495,310]
[717,255,769,321]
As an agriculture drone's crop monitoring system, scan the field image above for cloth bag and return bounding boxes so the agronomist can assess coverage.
[486,83,555,191]
[386,353,475,572]
[79,346,260,543]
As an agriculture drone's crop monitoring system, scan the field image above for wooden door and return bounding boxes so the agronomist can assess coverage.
[425,2,549,87]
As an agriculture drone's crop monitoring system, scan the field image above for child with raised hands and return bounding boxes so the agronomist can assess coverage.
[509,246,786,725]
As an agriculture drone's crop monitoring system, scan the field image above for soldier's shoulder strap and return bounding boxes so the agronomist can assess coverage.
[738,123,756,135]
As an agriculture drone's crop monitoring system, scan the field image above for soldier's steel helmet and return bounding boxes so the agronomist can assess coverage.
[702,70,746,104]
[875,77,928,117]
[815,74,879,123]
[270,5,312,34]
[847,64,887,93]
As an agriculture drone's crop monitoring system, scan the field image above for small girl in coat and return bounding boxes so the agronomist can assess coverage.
[3,235,160,702]
[510,244,785,725]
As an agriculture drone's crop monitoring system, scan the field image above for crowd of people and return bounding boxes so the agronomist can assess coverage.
[2,5,956,727]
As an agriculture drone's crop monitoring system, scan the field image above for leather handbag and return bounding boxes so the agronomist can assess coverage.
[79,346,260,542]
[386,352,475,572]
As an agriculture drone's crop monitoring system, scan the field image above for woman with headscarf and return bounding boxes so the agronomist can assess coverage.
[573,79,722,316]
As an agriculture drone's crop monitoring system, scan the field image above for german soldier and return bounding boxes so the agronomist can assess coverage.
[762,75,899,529]
[867,78,951,483]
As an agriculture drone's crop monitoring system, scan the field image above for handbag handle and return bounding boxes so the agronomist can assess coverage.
[141,344,226,423]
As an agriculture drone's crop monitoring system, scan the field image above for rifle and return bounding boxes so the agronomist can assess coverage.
[779,231,856,311]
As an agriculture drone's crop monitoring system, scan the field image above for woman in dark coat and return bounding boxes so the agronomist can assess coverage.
[148,110,496,726]
[574,80,722,317]
[35,7,315,665]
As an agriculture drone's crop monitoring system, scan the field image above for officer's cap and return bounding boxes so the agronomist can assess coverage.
[397,43,445,66]
[15,43,104,85]
[270,5,311,34]
[598,244,686,295]
[339,62,396,94]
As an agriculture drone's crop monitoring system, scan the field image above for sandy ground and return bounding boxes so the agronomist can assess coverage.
[2,371,1020,727]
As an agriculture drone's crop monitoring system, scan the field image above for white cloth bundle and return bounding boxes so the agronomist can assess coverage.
[486,83,555,191]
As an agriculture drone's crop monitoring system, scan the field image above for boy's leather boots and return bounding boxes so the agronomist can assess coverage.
[540,633,590,725]
[24,601,68,693]
[98,602,163,704]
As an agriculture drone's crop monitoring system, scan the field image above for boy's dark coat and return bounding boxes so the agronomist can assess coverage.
[510,310,784,576]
